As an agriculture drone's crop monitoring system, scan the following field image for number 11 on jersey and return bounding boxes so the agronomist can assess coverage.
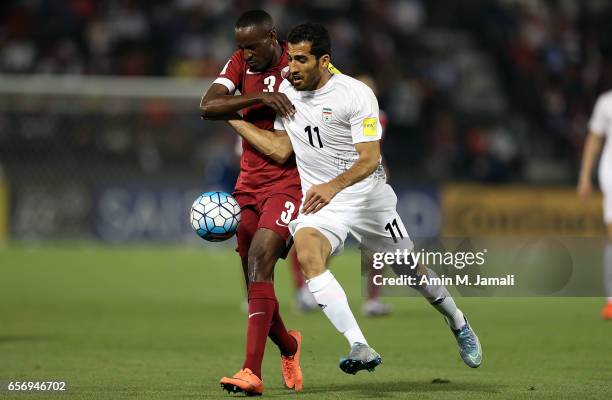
[305,125,323,148]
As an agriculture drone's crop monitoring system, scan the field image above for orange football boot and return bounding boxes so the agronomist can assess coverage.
[281,330,303,391]
[220,368,263,396]
[602,302,612,320]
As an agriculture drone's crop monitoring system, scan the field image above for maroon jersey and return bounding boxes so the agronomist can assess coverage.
[213,42,300,194]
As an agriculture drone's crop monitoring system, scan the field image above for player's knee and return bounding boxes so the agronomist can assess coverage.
[296,248,326,278]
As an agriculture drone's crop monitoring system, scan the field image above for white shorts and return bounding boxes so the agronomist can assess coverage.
[289,183,414,255]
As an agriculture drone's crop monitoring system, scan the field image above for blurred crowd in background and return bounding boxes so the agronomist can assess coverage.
[1,0,612,186]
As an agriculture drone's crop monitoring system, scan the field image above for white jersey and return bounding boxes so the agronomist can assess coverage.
[589,90,612,190]
[274,74,386,200]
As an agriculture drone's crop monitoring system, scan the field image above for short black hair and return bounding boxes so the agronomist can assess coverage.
[235,10,273,30]
[287,23,331,59]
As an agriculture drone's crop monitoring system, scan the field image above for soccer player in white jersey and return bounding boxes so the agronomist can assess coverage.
[226,22,482,373]
[578,90,612,319]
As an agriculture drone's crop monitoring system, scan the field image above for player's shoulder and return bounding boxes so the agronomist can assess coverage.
[229,48,244,62]
[224,49,245,74]
[330,74,377,107]
[332,74,375,96]
[330,74,377,113]
[595,90,612,108]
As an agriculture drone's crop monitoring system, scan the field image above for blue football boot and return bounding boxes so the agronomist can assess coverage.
[446,317,482,368]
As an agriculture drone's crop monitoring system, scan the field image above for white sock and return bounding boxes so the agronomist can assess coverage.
[306,270,368,346]
[432,297,465,330]
[413,267,465,330]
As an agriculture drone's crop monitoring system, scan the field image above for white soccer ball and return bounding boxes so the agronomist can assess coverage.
[190,191,241,242]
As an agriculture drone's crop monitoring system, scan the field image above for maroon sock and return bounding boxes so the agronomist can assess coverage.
[268,299,298,357]
[242,282,276,378]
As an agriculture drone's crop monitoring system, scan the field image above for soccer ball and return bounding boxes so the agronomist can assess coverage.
[190,191,241,242]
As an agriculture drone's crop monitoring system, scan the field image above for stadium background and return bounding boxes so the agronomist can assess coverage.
[1,0,611,241]
[1,1,612,399]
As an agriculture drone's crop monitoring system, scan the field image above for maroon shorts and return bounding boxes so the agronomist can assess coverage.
[234,189,301,259]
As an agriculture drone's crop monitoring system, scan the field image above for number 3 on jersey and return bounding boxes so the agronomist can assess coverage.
[279,201,295,225]
[263,76,276,92]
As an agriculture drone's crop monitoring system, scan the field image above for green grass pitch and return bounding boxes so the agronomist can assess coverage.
[1,244,611,399]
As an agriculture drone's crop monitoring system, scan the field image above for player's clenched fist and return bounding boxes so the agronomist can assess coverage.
[302,182,341,214]
[258,92,295,118]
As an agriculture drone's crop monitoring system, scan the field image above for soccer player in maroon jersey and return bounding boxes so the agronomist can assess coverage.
[200,10,302,396]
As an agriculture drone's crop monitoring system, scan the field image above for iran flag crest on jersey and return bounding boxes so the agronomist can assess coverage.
[322,107,333,123]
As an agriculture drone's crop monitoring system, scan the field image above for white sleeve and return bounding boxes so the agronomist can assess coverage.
[589,96,609,136]
[212,77,236,94]
[349,84,383,144]
[273,80,292,131]
[274,114,284,130]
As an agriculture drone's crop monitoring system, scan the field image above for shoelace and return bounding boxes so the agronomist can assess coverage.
[349,346,364,359]
[457,326,477,351]
[350,344,376,362]
[282,356,294,380]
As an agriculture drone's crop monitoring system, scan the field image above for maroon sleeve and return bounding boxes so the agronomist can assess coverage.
[213,50,244,94]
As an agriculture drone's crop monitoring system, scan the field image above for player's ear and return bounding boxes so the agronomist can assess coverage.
[269,28,277,42]
[319,54,330,69]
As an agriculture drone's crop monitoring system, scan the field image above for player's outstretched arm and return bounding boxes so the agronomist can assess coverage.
[302,141,381,214]
[577,131,604,201]
[200,84,295,119]
[227,119,293,164]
